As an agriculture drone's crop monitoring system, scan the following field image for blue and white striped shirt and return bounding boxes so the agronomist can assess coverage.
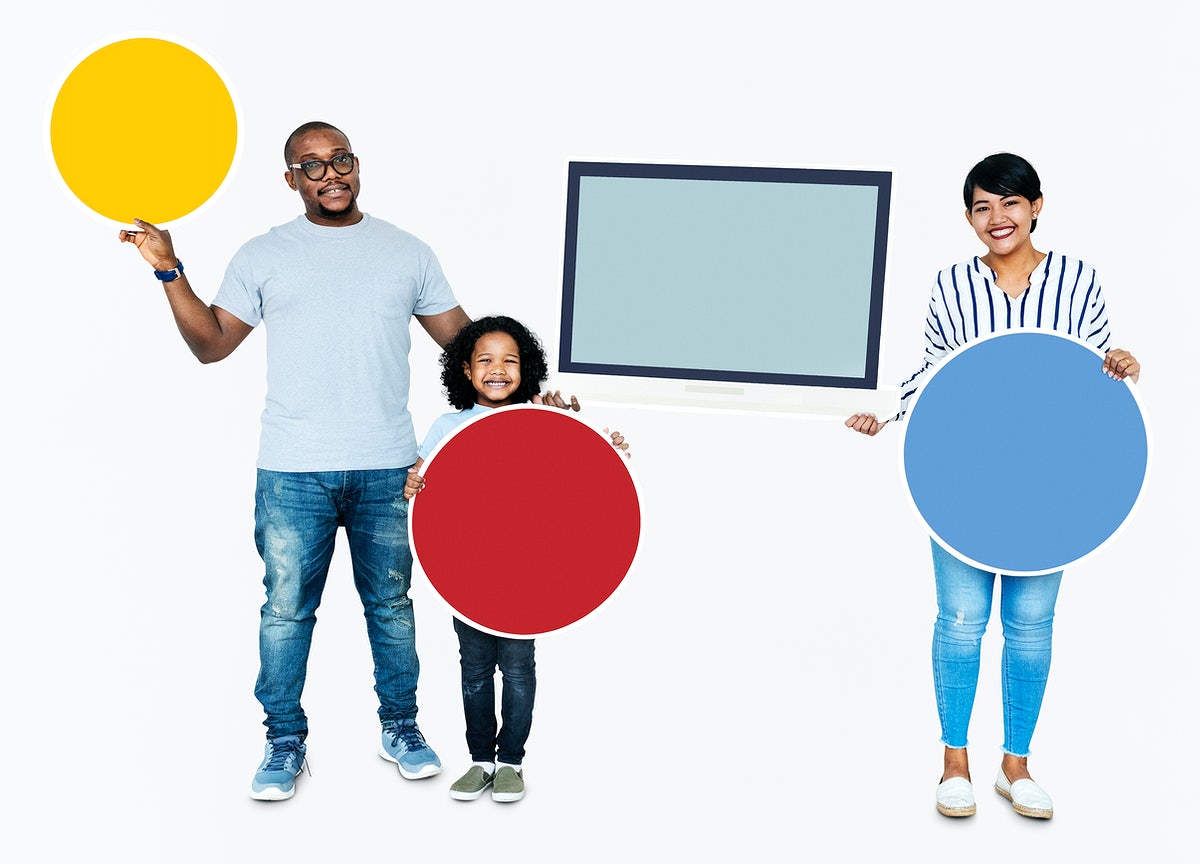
[895,252,1112,419]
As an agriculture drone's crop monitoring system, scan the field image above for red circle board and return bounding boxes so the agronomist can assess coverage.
[410,405,641,637]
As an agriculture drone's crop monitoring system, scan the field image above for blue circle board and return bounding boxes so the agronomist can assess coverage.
[901,331,1149,575]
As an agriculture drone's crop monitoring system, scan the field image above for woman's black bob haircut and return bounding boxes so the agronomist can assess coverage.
[963,153,1043,233]
[440,315,550,410]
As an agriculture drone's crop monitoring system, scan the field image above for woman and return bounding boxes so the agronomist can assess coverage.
[846,153,1140,819]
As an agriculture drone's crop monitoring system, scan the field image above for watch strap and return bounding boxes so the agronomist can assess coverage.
[154,260,185,282]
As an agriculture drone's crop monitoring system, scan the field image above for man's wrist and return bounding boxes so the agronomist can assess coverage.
[154,259,185,282]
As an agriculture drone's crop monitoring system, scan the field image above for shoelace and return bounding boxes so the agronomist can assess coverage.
[386,722,428,752]
[264,739,310,775]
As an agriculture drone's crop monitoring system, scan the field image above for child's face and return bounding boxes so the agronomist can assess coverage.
[464,331,522,407]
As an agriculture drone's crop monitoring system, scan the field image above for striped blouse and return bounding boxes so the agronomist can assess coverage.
[894,252,1112,419]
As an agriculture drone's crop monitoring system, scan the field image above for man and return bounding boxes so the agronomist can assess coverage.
[120,121,518,801]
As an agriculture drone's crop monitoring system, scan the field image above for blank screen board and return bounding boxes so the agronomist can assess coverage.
[560,161,892,390]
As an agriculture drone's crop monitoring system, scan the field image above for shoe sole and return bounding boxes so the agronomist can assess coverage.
[994,784,1053,819]
[936,801,976,817]
[449,783,492,801]
[379,748,443,780]
[250,784,295,801]
[492,790,525,803]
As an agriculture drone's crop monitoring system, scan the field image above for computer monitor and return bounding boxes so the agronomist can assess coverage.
[557,160,899,416]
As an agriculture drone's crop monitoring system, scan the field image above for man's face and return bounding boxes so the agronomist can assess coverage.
[284,127,362,226]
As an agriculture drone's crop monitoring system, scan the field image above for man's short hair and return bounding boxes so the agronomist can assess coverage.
[284,121,350,165]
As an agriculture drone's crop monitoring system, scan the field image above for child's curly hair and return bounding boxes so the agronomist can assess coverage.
[440,315,550,410]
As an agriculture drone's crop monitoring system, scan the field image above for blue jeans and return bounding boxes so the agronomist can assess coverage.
[253,468,420,740]
[453,617,536,765]
[931,539,1062,757]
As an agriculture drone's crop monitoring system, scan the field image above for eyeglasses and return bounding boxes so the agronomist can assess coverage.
[288,153,356,181]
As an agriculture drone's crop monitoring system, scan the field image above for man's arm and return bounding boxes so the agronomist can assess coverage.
[415,305,471,349]
[119,218,253,363]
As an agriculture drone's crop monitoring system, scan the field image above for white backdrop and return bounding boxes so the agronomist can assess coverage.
[5,2,1195,861]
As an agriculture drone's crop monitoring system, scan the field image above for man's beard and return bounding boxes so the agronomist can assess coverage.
[317,193,356,221]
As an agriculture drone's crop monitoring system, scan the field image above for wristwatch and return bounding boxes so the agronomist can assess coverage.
[154,260,185,282]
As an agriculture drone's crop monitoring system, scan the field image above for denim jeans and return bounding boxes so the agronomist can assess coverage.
[453,617,536,765]
[931,539,1062,757]
[253,468,420,740]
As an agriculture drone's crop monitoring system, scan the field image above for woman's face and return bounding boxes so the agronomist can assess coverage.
[965,186,1043,258]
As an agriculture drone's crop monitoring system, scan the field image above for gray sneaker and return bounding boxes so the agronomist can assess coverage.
[448,765,494,800]
[491,765,525,802]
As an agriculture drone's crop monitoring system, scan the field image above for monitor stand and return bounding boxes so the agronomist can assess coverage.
[552,372,901,419]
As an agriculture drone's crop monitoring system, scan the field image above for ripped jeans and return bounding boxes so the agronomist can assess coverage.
[931,539,1062,757]
[253,468,421,740]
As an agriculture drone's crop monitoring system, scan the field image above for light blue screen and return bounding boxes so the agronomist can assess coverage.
[567,173,882,381]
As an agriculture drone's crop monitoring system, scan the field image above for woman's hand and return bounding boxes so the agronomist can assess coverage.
[1103,348,1140,383]
[845,413,888,436]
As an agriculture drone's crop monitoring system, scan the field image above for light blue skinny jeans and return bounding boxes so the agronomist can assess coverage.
[931,539,1062,757]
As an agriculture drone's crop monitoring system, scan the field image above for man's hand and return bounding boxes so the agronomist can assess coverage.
[118,218,180,272]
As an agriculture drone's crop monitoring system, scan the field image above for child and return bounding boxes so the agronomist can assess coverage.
[405,315,629,803]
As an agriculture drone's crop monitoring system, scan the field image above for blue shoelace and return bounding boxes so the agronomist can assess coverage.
[264,739,306,772]
[386,722,428,752]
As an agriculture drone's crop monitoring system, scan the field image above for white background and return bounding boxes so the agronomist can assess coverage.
[5,2,1195,861]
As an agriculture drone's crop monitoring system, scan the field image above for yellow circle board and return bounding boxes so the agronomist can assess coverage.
[50,37,237,224]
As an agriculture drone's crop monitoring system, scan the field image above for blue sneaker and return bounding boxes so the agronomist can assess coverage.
[379,719,442,779]
[250,735,307,801]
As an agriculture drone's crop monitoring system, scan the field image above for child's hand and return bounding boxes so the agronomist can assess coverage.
[533,390,581,411]
[404,466,426,500]
[605,428,631,459]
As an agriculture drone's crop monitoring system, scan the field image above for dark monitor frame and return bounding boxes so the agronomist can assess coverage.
[559,160,892,390]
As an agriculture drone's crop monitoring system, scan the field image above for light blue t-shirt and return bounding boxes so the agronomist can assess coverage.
[417,403,492,460]
[213,213,459,471]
